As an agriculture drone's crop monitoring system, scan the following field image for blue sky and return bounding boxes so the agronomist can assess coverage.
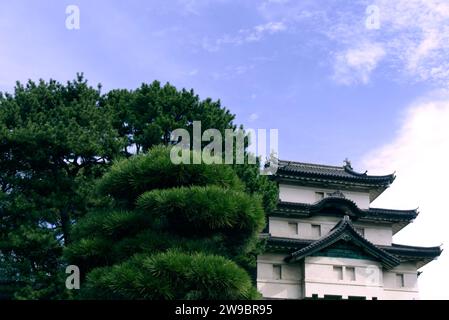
[2,0,449,298]
[0,0,434,164]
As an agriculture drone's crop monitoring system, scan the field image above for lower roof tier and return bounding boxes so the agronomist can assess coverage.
[264,235,442,269]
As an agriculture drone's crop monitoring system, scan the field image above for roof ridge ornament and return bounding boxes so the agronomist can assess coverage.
[343,158,353,170]
[261,153,279,175]
[328,190,346,199]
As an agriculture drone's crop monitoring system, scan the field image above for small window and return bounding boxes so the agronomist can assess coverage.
[396,274,405,288]
[355,227,365,237]
[311,224,321,238]
[288,222,298,235]
[273,265,282,280]
[333,266,343,280]
[346,267,356,281]
[315,192,324,201]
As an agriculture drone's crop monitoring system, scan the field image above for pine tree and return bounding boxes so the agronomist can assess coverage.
[102,81,236,155]
[0,74,123,299]
[65,146,266,299]
[1,75,277,299]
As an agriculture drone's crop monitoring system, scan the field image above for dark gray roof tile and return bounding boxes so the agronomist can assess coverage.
[276,160,395,186]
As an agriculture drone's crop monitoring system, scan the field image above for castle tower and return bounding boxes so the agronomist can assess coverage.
[257,160,441,300]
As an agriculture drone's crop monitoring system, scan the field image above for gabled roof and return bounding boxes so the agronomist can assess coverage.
[275,160,395,201]
[272,197,418,230]
[284,216,401,269]
[265,235,442,269]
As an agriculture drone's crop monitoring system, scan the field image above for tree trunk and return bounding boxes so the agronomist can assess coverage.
[60,207,71,245]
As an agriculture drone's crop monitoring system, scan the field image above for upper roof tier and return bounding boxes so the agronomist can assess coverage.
[274,160,396,201]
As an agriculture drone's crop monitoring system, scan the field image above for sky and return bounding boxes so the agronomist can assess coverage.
[1,0,449,299]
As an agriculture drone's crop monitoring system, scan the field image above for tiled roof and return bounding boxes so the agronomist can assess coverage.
[379,243,442,269]
[272,198,418,222]
[284,216,401,269]
[276,160,395,186]
[266,235,442,267]
[366,207,418,221]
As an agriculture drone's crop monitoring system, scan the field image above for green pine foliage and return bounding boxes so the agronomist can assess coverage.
[0,74,122,299]
[1,75,278,299]
[65,146,265,299]
[81,251,259,300]
[102,81,236,154]
[97,146,243,206]
[136,186,264,234]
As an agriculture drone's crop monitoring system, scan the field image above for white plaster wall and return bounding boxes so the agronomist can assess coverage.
[352,222,393,246]
[304,257,384,289]
[256,255,420,300]
[269,216,339,239]
[383,262,420,300]
[383,263,418,292]
[269,217,393,245]
[305,283,384,300]
[257,254,304,299]
[257,254,303,281]
[303,257,419,300]
[382,289,419,300]
[257,282,303,299]
[363,227,392,246]
[279,184,370,209]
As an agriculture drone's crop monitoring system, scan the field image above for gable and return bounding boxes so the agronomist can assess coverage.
[311,240,380,261]
[285,215,401,269]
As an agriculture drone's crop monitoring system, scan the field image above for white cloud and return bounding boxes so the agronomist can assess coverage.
[247,21,287,42]
[187,69,199,76]
[338,0,449,85]
[328,0,449,86]
[177,0,221,15]
[202,21,287,52]
[362,94,449,299]
[255,0,449,86]
[248,113,259,122]
[373,0,449,85]
[333,42,386,85]
[211,64,255,80]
